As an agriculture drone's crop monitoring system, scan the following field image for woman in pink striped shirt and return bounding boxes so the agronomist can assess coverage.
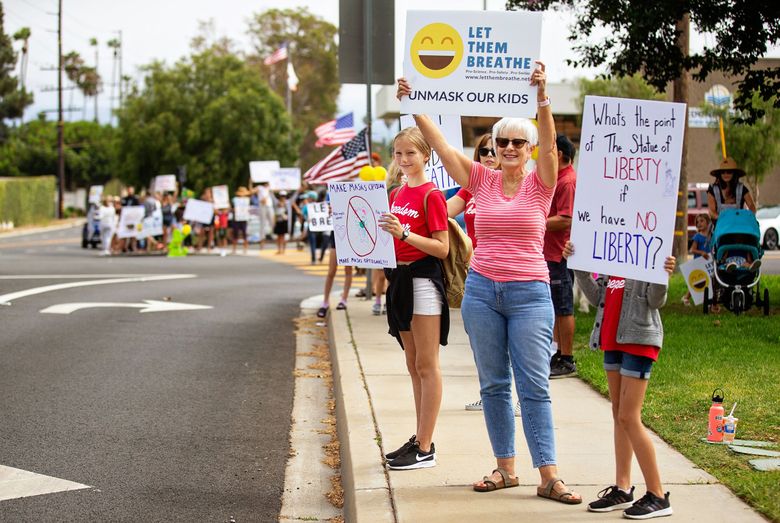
[397,62,581,504]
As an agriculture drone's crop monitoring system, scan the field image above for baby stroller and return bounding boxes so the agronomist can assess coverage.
[703,209,769,315]
[81,204,101,249]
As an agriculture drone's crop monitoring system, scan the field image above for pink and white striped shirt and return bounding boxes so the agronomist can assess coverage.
[467,162,554,283]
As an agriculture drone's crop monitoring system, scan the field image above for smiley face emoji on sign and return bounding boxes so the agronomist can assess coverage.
[688,269,710,292]
[410,23,464,79]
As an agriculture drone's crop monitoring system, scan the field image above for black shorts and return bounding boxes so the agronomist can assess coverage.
[547,259,574,316]
[232,221,247,235]
[273,221,289,235]
[328,231,336,249]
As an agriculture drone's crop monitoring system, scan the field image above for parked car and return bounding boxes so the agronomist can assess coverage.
[757,205,780,250]
[687,182,710,244]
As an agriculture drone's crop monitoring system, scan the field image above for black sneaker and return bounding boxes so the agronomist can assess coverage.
[550,357,577,379]
[384,434,416,460]
[387,442,436,470]
[623,491,673,519]
[588,485,635,512]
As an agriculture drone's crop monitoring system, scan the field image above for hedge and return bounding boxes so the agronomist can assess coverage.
[0,176,57,226]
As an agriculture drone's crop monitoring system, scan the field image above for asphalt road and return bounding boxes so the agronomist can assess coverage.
[0,225,323,522]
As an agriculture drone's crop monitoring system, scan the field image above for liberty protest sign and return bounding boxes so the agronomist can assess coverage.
[401,10,542,118]
[117,206,145,239]
[568,96,686,285]
[327,181,396,269]
[249,161,280,183]
[400,114,463,191]
[306,202,333,232]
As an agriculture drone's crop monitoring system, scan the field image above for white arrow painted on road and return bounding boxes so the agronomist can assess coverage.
[0,274,197,305]
[40,300,213,315]
[0,465,90,501]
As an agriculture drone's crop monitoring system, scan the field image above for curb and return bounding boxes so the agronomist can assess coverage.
[0,219,84,239]
[328,308,395,523]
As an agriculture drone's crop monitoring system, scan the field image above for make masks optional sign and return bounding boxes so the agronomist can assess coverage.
[401,10,542,118]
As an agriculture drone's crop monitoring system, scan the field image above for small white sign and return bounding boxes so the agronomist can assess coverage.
[154,175,177,193]
[212,185,230,209]
[401,10,542,118]
[327,181,396,269]
[233,197,251,222]
[183,198,215,225]
[567,96,686,284]
[679,256,715,305]
[88,185,103,204]
[117,205,145,239]
[271,168,301,191]
[307,202,333,232]
[249,161,280,183]
[400,114,463,191]
[139,209,164,239]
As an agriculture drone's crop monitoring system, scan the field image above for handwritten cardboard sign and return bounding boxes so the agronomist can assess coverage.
[233,197,251,222]
[401,10,542,118]
[183,198,215,225]
[212,185,230,209]
[327,181,396,269]
[88,185,103,204]
[154,175,177,193]
[567,96,686,284]
[307,202,333,232]
[400,114,463,190]
[117,205,145,239]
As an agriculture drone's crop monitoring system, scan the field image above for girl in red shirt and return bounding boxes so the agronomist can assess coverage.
[378,127,450,471]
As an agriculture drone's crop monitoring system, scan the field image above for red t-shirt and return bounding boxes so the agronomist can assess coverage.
[543,164,576,262]
[455,188,477,248]
[391,182,448,262]
[601,277,660,361]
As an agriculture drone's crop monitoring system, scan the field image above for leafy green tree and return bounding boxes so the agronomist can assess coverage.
[701,94,780,206]
[577,73,665,122]
[507,0,780,123]
[0,119,116,189]
[114,46,296,194]
[0,4,33,141]
[247,8,339,170]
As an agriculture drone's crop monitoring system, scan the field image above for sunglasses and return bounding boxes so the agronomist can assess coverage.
[495,137,529,148]
[478,147,496,157]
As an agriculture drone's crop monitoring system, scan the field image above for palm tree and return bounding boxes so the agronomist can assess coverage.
[90,37,99,122]
[107,38,120,122]
[12,27,30,90]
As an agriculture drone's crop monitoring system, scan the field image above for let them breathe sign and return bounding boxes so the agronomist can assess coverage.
[401,10,542,118]
[567,96,686,285]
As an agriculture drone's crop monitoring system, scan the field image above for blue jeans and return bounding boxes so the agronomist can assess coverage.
[461,270,556,467]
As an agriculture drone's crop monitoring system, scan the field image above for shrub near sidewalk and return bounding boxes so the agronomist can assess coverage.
[0,176,56,226]
[573,274,780,522]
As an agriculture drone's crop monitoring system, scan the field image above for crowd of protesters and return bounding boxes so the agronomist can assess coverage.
[87,181,332,258]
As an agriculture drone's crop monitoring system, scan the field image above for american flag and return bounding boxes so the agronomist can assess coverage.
[304,128,370,184]
[264,43,288,66]
[314,112,356,147]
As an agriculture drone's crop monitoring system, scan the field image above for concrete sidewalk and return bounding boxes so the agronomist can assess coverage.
[329,299,766,522]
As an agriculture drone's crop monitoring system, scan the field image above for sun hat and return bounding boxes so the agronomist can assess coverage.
[710,157,746,178]
[235,186,251,197]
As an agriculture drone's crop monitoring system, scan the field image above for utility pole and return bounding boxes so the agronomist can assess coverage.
[56,0,64,219]
[118,30,123,106]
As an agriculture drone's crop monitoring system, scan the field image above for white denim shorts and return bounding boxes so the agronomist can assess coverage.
[412,277,443,316]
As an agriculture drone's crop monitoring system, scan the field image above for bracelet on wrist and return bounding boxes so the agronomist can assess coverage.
[537,97,551,107]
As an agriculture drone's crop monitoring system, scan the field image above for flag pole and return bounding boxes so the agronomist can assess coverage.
[362,0,375,301]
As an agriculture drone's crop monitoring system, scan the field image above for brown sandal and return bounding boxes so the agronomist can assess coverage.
[473,467,520,492]
[536,478,582,504]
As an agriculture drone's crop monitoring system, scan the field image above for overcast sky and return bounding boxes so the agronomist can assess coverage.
[4,0,778,129]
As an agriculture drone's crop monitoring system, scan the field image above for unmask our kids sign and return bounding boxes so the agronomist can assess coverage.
[327,181,396,269]
[401,10,542,118]
[567,96,686,285]
[400,114,463,191]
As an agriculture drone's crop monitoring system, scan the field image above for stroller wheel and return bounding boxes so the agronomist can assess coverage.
[733,292,744,315]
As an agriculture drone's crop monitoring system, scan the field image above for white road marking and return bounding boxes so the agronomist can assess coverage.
[41,300,213,315]
[0,465,90,502]
[0,274,160,279]
[0,274,197,305]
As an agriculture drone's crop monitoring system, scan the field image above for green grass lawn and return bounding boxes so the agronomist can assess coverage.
[573,274,780,522]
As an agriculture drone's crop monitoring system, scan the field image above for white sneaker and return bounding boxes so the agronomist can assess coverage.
[465,399,483,411]
[372,302,382,315]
